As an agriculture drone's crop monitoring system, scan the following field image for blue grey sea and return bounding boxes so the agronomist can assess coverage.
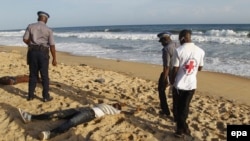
[1,24,250,78]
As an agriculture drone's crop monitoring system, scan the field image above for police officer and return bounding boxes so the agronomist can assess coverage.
[23,11,57,102]
[157,31,177,117]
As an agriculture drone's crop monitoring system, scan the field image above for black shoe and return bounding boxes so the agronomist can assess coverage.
[174,131,184,138]
[184,128,191,136]
[27,96,34,101]
[43,97,53,102]
[159,110,170,116]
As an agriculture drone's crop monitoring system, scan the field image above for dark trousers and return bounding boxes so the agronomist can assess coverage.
[158,72,170,115]
[32,107,96,138]
[28,50,50,99]
[172,87,195,133]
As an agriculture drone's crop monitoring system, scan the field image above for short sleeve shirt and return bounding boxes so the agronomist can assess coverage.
[172,43,205,90]
[23,21,55,48]
[162,41,177,68]
[92,103,121,118]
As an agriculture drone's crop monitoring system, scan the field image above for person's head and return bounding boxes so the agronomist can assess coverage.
[179,29,192,45]
[157,31,172,46]
[37,11,50,24]
[0,76,15,85]
[111,103,123,110]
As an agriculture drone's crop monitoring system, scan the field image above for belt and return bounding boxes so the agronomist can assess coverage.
[28,45,49,52]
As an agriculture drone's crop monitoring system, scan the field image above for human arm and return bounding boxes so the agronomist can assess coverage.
[169,49,179,85]
[162,66,169,86]
[198,49,205,71]
[162,47,171,85]
[120,106,141,115]
[163,42,177,85]
[23,39,30,45]
[120,111,135,115]
[23,26,31,45]
[170,66,179,85]
[198,66,203,71]
[50,45,57,66]
[48,29,57,66]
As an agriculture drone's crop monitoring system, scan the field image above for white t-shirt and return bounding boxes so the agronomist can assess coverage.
[172,43,205,90]
[92,103,121,118]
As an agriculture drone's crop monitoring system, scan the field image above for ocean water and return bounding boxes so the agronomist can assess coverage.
[1,24,250,78]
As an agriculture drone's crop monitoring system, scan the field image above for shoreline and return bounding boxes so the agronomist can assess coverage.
[1,46,250,106]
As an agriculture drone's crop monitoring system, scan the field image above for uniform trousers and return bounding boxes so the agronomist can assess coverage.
[28,49,50,99]
[158,72,170,115]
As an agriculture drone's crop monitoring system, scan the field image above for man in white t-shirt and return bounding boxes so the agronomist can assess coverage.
[170,29,205,138]
[18,103,127,140]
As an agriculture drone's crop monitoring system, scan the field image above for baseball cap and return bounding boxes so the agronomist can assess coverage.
[37,11,50,18]
[157,31,172,42]
[157,31,172,38]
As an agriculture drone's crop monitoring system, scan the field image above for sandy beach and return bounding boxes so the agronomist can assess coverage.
[0,46,249,141]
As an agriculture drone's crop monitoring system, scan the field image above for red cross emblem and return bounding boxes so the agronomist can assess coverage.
[184,59,196,75]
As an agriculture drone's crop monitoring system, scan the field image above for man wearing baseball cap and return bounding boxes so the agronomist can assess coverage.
[23,11,57,102]
[157,31,178,118]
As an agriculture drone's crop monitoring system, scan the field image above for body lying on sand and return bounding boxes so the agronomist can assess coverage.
[18,102,138,140]
[0,75,29,85]
[0,75,59,86]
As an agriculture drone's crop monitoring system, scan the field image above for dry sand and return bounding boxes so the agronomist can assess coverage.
[0,46,249,141]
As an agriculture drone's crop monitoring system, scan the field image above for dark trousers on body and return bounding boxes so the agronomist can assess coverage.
[32,107,96,138]
[28,50,50,99]
[172,87,195,134]
[158,72,170,115]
